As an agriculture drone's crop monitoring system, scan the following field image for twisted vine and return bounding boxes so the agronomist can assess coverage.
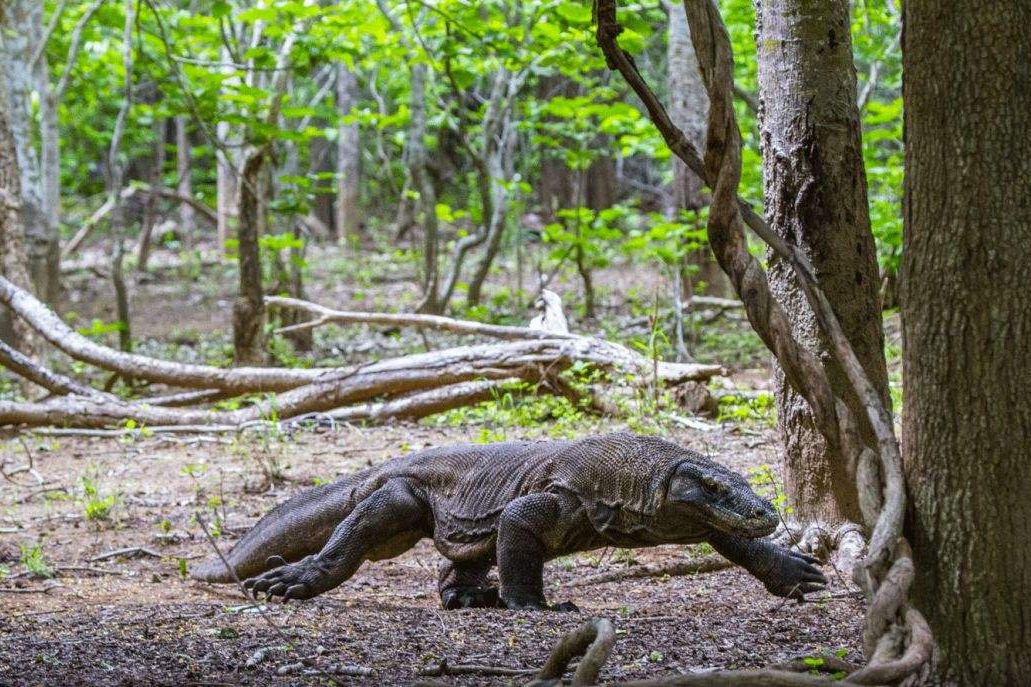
[593,0,932,682]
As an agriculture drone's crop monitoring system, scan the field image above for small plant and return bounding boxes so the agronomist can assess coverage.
[749,464,794,518]
[81,475,118,521]
[19,543,53,579]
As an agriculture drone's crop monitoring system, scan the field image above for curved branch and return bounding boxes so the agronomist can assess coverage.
[530,618,615,687]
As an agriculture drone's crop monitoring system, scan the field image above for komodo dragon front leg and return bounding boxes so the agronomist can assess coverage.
[496,493,579,611]
[245,478,429,601]
[708,531,826,600]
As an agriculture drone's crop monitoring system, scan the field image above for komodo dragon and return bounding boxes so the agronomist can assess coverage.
[191,432,825,610]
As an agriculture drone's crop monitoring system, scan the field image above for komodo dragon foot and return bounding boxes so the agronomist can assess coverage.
[761,549,826,600]
[244,555,337,601]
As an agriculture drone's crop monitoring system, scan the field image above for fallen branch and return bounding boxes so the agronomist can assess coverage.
[418,660,536,677]
[0,339,104,399]
[0,377,536,429]
[62,183,216,257]
[267,295,723,385]
[90,546,162,562]
[570,554,732,586]
[606,672,869,686]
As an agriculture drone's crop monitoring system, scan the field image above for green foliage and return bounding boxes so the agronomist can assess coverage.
[717,391,776,427]
[81,475,118,521]
[19,543,54,579]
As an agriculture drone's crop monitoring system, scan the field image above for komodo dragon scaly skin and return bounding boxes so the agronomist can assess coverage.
[191,432,825,610]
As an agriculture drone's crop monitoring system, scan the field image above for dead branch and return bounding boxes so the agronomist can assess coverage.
[267,295,722,384]
[418,660,536,677]
[529,618,615,687]
[0,339,104,399]
[571,554,732,586]
[90,546,161,562]
[62,183,217,258]
[0,377,535,430]
[194,514,348,687]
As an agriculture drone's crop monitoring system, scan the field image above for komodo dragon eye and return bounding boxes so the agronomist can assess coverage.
[701,476,722,493]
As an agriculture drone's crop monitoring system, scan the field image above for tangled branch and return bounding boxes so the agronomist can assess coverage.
[594,0,929,681]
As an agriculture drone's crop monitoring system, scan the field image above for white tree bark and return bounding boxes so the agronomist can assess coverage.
[175,116,195,244]
[0,0,58,302]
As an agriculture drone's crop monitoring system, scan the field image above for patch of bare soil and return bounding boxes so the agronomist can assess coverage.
[0,422,863,686]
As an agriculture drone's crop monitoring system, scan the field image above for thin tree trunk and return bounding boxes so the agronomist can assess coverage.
[465,71,519,309]
[335,64,360,247]
[108,0,135,354]
[37,48,61,303]
[665,0,707,213]
[409,64,442,314]
[232,149,267,365]
[137,118,168,271]
[665,0,728,299]
[216,47,238,257]
[901,1,1031,683]
[755,0,889,524]
[175,116,195,245]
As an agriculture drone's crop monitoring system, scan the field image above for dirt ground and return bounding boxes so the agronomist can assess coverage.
[0,420,864,686]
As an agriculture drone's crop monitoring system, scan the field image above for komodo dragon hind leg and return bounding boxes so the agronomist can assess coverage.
[439,560,501,609]
[245,478,428,601]
[497,493,579,612]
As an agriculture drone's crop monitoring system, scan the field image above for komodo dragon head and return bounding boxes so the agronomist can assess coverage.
[664,459,779,538]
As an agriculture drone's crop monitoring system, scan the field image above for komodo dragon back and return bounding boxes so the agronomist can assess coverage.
[189,442,537,582]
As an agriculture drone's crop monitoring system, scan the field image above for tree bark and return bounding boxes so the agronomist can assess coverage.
[1,0,59,303]
[232,149,268,365]
[175,116,195,245]
[0,80,38,356]
[137,118,168,271]
[335,64,361,247]
[215,46,238,257]
[901,1,1031,683]
[755,0,889,524]
[409,64,443,314]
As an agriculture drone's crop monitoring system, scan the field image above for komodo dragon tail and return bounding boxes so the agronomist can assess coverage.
[190,475,363,583]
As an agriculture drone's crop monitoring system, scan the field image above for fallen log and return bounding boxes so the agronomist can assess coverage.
[0,378,532,430]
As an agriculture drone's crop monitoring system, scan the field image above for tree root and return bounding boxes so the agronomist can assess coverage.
[527,618,616,687]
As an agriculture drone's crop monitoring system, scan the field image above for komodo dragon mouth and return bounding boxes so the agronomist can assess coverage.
[191,432,826,609]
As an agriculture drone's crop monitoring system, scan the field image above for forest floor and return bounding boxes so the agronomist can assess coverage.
[0,247,868,685]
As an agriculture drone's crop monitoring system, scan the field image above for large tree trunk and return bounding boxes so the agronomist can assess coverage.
[1,0,58,303]
[755,0,888,524]
[901,1,1031,683]
[335,64,361,247]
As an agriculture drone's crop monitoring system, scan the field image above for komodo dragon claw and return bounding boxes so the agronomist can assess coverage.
[245,554,332,601]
